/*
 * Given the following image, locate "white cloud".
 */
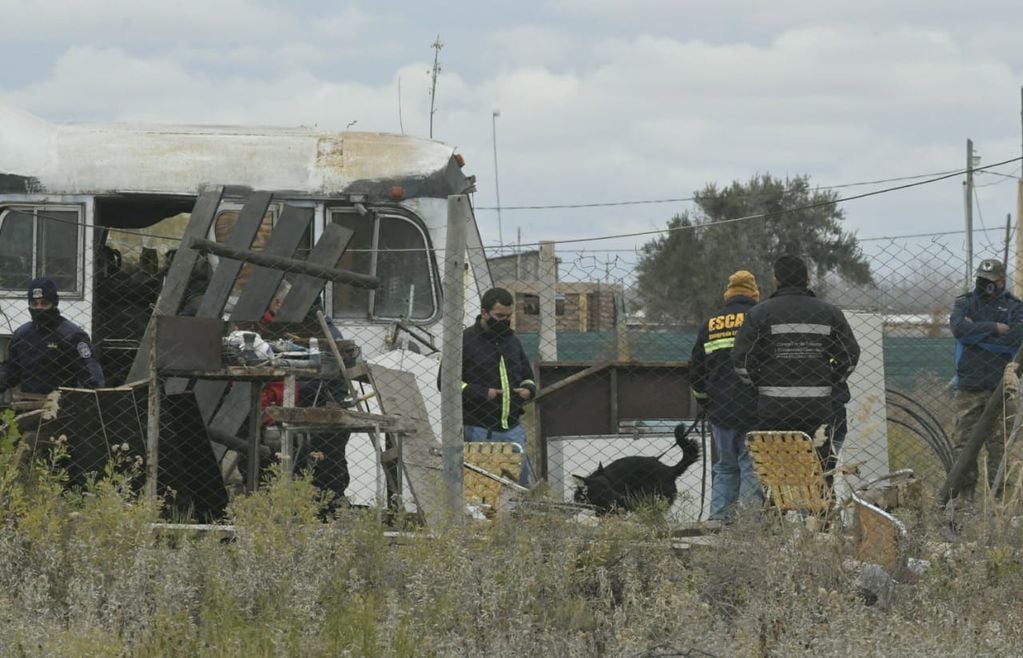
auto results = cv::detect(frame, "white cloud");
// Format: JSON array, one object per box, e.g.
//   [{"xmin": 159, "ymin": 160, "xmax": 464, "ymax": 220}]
[{"xmin": 2, "ymin": 3, "xmax": 1022, "ymax": 252}]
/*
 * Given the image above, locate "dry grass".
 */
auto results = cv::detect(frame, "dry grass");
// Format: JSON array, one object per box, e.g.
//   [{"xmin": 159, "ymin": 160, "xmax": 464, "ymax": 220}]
[{"xmin": 2, "ymin": 413, "xmax": 1023, "ymax": 657}]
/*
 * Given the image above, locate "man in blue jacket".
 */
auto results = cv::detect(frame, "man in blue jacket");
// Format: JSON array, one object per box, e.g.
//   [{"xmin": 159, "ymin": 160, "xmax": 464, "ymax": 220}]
[
  {"xmin": 460, "ymin": 287, "xmax": 537, "ymax": 486},
  {"xmin": 691, "ymin": 270, "xmax": 763, "ymax": 520},
  {"xmin": 949, "ymin": 258, "xmax": 1023, "ymax": 498},
  {"xmin": 0, "ymin": 278, "xmax": 105, "ymax": 396}
]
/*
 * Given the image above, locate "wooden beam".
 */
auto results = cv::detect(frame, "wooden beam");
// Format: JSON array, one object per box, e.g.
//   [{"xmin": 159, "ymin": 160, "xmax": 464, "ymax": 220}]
[
  {"xmin": 188, "ymin": 234, "xmax": 377, "ymax": 289},
  {"xmin": 533, "ymin": 361, "xmax": 614, "ymax": 402}
]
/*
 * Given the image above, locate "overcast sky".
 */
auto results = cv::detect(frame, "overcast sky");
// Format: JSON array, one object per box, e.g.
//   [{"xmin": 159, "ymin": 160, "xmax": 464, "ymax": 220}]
[{"xmin": 2, "ymin": 0, "xmax": 1022, "ymax": 268}]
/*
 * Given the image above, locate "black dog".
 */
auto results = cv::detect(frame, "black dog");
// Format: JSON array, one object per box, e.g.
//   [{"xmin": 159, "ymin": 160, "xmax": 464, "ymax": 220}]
[{"xmin": 572, "ymin": 423, "xmax": 701, "ymax": 515}]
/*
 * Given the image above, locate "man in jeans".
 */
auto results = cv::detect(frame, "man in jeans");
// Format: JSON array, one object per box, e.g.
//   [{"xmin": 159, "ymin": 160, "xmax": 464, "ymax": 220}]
[
  {"xmin": 691, "ymin": 270, "xmax": 763, "ymax": 520},
  {"xmin": 460, "ymin": 287, "xmax": 537, "ymax": 486}
]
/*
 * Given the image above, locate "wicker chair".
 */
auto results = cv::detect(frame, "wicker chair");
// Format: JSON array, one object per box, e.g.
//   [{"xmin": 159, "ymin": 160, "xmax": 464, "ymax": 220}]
[
  {"xmin": 463, "ymin": 442, "xmax": 525, "ymax": 516},
  {"xmin": 746, "ymin": 430, "xmax": 833, "ymax": 516}
]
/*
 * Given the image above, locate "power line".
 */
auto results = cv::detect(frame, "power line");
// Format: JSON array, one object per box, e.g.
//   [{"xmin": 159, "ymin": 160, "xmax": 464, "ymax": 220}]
[
  {"xmin": 486, "ymin": 155, "xmax": 1023, "ymax": 249},
  {"xmin": 474, "ymin": 164, "xmax": 1008, "ymax": 211},
  {"xmin": 16, "ymin": 156, "xmax": 1023, "ymax": 254}
]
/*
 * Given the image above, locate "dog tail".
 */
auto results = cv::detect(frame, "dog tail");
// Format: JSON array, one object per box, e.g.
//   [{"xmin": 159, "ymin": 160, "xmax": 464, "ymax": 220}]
[{"xmin": 672, "ymin": 425, "xmax": 701, "ymax": 476}]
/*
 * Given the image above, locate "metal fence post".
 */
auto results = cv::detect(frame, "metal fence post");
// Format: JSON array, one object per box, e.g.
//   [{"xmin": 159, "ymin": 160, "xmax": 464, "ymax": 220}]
[{"xmin": 441, "ymin": 195, "xmax": 468, "ymax": 516}]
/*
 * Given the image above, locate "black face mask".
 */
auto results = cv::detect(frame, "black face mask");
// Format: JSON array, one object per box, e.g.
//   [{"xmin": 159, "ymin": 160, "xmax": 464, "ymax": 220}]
[
  {"xmin": 487, "ymin": 318, "xmax": 512, "ymax": 335},
  {"xmin": 29, "ymin": 307, "xmax": 61, "ymax": 328},
  {"xmin": 976, "ymin": 277, "xmax": 1002, "ymax": 297}
]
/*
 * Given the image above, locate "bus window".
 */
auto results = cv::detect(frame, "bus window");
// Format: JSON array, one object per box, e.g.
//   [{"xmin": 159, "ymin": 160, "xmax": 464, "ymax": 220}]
[
  {"xmin": 329, "ymin": 209, "xmax": 437, "ymax": 321},
  {"xmin": 0, "ymin": 206, "xmax": 80, "ymax": 292}
]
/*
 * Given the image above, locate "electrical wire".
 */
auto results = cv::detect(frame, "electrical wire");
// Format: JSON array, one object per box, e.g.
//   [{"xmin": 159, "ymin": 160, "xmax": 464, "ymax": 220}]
[
  {"xmin": 8, "ymin": 155, "xmax": 1022, "ymax": 253},
  {"xmin": 475, "ymin": 165, "xmax": 1013, "ymax": 211},
  {"xmin": 885, "ymin": 388, "xmax": 954, "ymax": 473},
  {"xmin": 489, "ymin": 155, "xmax": 1023, "ymax": 250}
]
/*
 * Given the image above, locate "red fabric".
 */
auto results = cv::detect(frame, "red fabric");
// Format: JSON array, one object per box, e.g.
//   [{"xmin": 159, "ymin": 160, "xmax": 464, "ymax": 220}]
[{"xmin": 260, "ymin": 380, "xmax": 297, "ymax": 427}]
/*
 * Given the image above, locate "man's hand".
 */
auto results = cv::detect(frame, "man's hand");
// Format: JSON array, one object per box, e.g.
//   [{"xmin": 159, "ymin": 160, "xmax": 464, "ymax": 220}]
[
  {"xmin": 512, "ymin": 387, "xmax": 532, "ymax": 400},
  {"xmin": 997, "ymin": 322, "xmax": 1010, "ymax": 335},
  {"xmin": 487, "ymin": 388, "xmax": 501, "ymax": 400}
]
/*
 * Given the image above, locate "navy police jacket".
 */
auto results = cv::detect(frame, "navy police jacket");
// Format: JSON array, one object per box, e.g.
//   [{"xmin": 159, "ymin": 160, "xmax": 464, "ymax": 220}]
[
  {"xmin": 690, "ymin": 295, "xmax": 758, "ymax": 429},
  {"xmin": 0, "ymin": 316, "xmax": 106, "ymax": 394},
  {"xmin": 732, "ymin": 287, "xmax": 859, "ymax": 429},
  {"xmin": 950, "ymin": 289, "xmax": 1023, "ymax": 391},
  {"xmin": 460, "ymin": 317, "xmax": 537, "ymax": 431}
]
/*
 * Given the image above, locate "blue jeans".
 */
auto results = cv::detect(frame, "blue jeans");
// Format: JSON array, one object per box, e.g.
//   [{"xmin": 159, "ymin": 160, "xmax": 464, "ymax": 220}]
[
  {"xmin": 709, "ymin": 423, "xmax": 763, "ymax": 520},
  {"xmin": 464, "ymin": 424, "xmax": 530, "ymax": 486}
]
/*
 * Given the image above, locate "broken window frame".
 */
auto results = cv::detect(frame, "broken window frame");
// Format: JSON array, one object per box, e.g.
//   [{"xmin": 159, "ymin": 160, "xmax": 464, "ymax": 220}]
[
  {"xmin": 0, "ymin": 204, "xmax": 84, "ymax": 297},
  {"xmin": 327, "ymin": 206, "xmax": 439, "ymax": 323}
]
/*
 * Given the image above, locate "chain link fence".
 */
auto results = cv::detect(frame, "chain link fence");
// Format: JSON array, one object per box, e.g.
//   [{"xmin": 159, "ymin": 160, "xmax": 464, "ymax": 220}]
[{"xmin": 0, "ymin": 190, "xmax": 1015, "ymax": 524}]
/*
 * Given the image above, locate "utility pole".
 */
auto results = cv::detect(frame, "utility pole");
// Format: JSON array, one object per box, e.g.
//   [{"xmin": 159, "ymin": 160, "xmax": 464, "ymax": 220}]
[
  {"xmin": 964, "ymin": 138, "xmax": 975, "ymax": 290},
  {"xmin": 1016, "ymin": 87, "xmax": 1023, "ymax": 297},
  {"xmin": 491, "ymin": 109, "xmax": 503, "ymax": 252},
  {"xmin": 428, "ymin": 35, "xmax": 443, "ymax": 138}
]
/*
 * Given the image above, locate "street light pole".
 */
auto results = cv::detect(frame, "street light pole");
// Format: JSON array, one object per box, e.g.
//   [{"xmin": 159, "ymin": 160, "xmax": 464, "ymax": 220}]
[{"xmin": 492, "ymin": 109, "xmax": 504, "ymax": 252}]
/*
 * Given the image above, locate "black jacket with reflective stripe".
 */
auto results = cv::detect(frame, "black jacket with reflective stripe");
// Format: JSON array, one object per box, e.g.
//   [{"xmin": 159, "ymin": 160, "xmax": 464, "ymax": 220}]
[
  {"xmin": 460, "ymin": 318, "xmax": 536, "ymax": 430},
  {"xmin": 731, "ymin": 287, "xmax": 859, "ymax": 428},
  {"xmin": 690, "ymin": 295, "xmax": 758, "ymax": 428}
]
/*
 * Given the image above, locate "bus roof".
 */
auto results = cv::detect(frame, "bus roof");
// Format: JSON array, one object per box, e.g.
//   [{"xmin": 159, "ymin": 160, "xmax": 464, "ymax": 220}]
[{"xmin": 0, "ymin": 104, "xmax": 471, "ymax": 198}]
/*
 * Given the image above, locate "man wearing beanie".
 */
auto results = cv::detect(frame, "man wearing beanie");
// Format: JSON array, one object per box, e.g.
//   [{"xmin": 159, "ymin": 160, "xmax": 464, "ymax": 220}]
[
  {"xmin": 691, "ymin": 270, "xmax": 764, "ymax": 520},
  {"xmin": 732, "ymin": 256, "xmax": 859, "ymax": 477},
  {"xmin": 0, "ymin": 277, "xmax": 105, "ymax": 395}
]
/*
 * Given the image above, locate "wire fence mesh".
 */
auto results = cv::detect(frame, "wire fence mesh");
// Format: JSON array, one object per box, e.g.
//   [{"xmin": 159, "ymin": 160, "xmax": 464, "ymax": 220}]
[{"xmin": 0, "ymin": 192, "xmax": 1018, "ymax": 524}]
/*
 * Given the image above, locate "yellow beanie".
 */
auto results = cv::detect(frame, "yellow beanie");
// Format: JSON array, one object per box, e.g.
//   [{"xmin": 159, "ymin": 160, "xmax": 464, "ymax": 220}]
[{"xmin": 724, "ymin": 270, "xmax": 759, "ymax": 301}]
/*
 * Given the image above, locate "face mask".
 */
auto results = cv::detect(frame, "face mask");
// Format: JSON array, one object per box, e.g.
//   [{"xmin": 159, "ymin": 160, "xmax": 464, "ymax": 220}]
[
  {"xmin": 975, "ymin": 278, "xmax": 1001, "ymax": 297},
  {"xmin": 487, "ymin": 318, "xmax": 512, "ymax": 335},
  {"xmin": 29, "ymin": 307, "xmax": 60, "ymax": 327}
]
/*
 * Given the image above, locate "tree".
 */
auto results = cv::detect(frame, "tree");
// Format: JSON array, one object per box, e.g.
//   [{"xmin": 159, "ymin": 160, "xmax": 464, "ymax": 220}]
[{"xmin": 635, "ymin": 174, "xmax": 873, "ymax": 325}]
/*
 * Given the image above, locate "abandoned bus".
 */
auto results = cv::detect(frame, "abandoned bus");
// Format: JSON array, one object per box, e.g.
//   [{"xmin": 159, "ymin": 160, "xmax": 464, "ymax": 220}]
[{"xmin": 0, "ymin": 103, "xmax": 491, "ymax": 379}]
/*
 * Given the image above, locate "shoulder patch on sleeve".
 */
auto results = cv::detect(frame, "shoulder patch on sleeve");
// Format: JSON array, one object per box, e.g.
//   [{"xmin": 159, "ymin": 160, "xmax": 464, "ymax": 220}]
[{"xmin": 77, "ymin": 342, "xmax": 93, "ymax": 359}]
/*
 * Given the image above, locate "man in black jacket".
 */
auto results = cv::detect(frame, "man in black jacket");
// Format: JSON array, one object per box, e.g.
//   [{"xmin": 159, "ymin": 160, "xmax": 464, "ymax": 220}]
[
  {"xmin": 461, "ymin": 287, "xmax": 537, "ymax": 486},
  {"xmin": 691, "ymin": 270, "xmax": 763, "ymax": 520},
  {"xmin": 0, "ymin": 278, "xmax": 105, "ymax": 395},
  {"xmin": 732, "ymin": 256, "xmax": 860, "ymax": 472}
]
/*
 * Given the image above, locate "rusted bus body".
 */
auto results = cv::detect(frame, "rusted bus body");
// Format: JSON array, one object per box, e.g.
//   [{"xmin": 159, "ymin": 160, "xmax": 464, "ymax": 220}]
[{"xmin": 0, "ymin": 104, "xmax": 491, "ymax": 377}]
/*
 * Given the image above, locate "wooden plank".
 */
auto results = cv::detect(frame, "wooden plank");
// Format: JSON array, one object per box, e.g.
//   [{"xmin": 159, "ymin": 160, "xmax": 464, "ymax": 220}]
[
  {"xmin": 264, "ymin": 405, "xmax": 413, "ymax": 431},
  {"xmin": 276, "ymin": 223, "xmax": 356, "ymax": 319},
  {"xmin": 192, "ymin": 204, "xmax": 313, "ymax": 423},
  {"xmin": 207, "ymin": 223, "xmax": 354, "ymax": 440},
  {"xmin": 195, "ymin": 190, "xmax": 273, "ymax": 318},
  {"xmin": 533, "ymin": 361, "xmax": 612, "ymax": 401},
  {"xmin": 164, "ymin": 190, "xmax": 268, "ymax": 395},
  {"xmin": 127, "ymin": 187, "xmax": 224, "ymax": 383},
  {"xmin": 230, "ymin": 204, "xmax": 313, "ymax": 321},
  {"xmin": 368, "ymin": 364, "xmax": 444, "ymax": 527}
]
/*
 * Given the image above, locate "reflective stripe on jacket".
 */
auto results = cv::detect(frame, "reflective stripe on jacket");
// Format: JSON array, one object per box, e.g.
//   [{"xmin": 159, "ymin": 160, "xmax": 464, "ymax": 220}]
[
  {"xmin": 731, "ymin": 287, "xmax": 859, "ymax": 428},
  {"xmin": 460, "ymin": 318, "xmax": 536, "ymax": 430},
  {"xmin": 690, "ymin": 295, "xmax": 758, "ymax": 428}
]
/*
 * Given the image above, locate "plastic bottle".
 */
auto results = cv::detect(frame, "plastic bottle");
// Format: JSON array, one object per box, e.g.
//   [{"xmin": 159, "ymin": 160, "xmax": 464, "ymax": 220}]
[{"xmin": 308, "ymin": 337, "xmax": 320, "ymax": 366}]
